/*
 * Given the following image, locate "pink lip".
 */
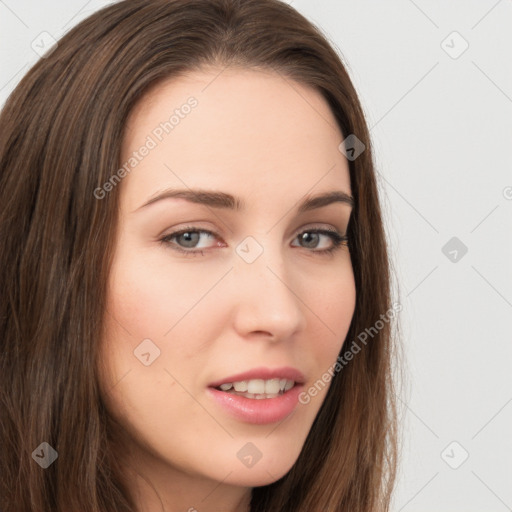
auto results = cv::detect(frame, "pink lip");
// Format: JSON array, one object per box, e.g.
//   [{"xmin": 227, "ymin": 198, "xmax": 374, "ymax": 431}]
[
  {"xmin": 207, "ymin": 366, "xmax": 305, "ymax": 425},
  {"xmin": 208, "ymin": 366, "xmax": 305, "ymax": 388},
  {"xmin": 207, "ymin": 384, "xmax": 304, "ymax": 425}
]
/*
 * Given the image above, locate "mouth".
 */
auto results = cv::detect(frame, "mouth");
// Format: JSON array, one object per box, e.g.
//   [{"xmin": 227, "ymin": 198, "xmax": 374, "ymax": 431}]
[
  {"xmin": 206, "ymin": 366, "xmax": 305, "ymax": 423},
  {"xmin": 213, "ymin": 378, "xmax": 297, "ymax": 399}
]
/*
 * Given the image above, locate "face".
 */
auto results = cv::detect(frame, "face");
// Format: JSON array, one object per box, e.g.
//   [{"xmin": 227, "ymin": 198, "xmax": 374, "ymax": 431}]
[{"xmin": 98, "ymin": 67, "xmax": 356, "ymax": 499}]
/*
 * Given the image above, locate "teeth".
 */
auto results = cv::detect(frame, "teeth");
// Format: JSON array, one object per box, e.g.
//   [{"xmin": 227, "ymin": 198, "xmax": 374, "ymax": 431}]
[
  {"xmin": 217, "ymin": 378, "xmax": 295, "ymax": 396},
  {"xmin": 247, "ymin": 379, "xmax": 264, "ymax": 394},
  {"xmin": 233, "ymin": 380, "xmax": 248, "ymax": 392},
  {"xmin": 265, "ymin": 378, "xmax": 281, "ymax": 394}
]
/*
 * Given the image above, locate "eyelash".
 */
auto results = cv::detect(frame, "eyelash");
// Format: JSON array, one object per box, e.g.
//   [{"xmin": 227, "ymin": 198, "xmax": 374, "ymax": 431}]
[{"xmin": 159, "ymin": 226, "xmax": 348, "ymax": 257}]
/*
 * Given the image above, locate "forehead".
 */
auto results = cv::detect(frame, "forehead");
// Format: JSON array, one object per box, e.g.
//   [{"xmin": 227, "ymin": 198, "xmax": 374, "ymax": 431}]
[{"xmin": 120, "ymin": 67, "xmax": 351, "ymax": 210}]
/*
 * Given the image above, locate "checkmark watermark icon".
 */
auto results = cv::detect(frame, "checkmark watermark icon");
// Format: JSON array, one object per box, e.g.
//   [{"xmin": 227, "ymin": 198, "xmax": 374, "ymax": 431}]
[
  {"xmin": 338, "ymin": 134, "xmax": 366, "ymax": 161},
  {"xmin": 31, "ymin": 32, "xmax": 58, "ymax": 58},
  {"xmin": 32, "ymin": 442, "xmax": 59, "ymax": 469},
  {"xmin": 440, "ymin": 441, "xmax": 469, "ymax": 469},
  {"xmin": 236, "ymin": 236, "xmax": 264, "ymax": 264},
  {"xmin": 441, "ymin": 31, "xmax": 469, "ymax": 59}
]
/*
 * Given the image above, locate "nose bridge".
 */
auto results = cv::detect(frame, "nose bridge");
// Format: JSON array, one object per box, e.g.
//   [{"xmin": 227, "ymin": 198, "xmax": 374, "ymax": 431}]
[{"xmin": 231, "ymin": 234, "xmax": 306, "ymax": 338}]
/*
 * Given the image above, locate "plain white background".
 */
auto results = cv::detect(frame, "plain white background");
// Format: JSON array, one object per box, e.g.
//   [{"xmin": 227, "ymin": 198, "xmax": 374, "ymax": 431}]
[{"xmin": 1, "ymin": 1, "xmax": 511, "ymax": 510}]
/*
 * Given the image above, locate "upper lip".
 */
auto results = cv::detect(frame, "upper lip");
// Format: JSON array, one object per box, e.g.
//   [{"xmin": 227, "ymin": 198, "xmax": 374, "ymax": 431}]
[{"xmin": 208, "ymin": 366, "xmax": 306, "ymax": 388}]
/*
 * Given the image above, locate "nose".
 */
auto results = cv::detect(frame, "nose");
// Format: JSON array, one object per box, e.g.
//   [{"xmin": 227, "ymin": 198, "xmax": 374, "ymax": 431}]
[{"xmin": 230, "ymin": 242, "xmax": 307, "ymax": 342}]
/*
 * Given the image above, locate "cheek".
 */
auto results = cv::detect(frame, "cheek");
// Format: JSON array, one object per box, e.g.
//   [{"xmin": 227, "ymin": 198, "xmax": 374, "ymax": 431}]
[
  {"xmin": 98, "ymin": 252, "xmax": 215, "ymax": 450},
  {"xmin": 309, "ymin": 263, "xmax": 356, "ymax": 343},
  {"xmin": 299, "ymin": 267, "xmax": 356, "ymax": 403},
  {"xmin": 99, "ymin": 248, "xmax": 229, "ymax": 400},
  {"xmin": 106, "ymin": 247, "xmax": 223, "ymax": 341},
  {"xmin": 322, "ymin": 279, "xmax": 356, "ymax": 328},
  {"xmin": 108, "ymin": 258, "xmax": 172, "ymax": 335}
]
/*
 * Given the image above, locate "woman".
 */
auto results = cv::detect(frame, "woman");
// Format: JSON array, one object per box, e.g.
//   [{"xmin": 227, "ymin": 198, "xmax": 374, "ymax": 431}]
[{"xmin": 0, "ymin": 1, "xmax": 399, "ymax": 510}]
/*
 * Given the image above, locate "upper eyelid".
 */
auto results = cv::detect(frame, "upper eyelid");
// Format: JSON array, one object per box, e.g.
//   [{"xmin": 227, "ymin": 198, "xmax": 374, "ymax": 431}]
[{"xmin": 165, "ymin": 224, "xmax": 344, "ymax": 239}]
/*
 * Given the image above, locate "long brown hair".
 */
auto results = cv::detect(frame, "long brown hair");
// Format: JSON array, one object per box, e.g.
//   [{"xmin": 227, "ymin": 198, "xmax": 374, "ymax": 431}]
[{"xmin": 0, "ymin": 1, "xmax": 399, "ymax": 510}]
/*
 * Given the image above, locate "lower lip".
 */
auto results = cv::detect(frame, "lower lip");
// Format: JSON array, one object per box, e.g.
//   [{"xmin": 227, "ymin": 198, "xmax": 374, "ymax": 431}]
[{"xmin": 207, "ymin": 385, "xmax": 303, "ymax": 425}]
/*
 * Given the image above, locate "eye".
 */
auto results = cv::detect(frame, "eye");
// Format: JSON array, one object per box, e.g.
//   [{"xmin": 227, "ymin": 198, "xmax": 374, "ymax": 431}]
[
  {"xmin": 292, "ymin": 229, "xmax": 348, "ymax": 254},
  {"xmin": 160, "ymin": 227, "xmax": 222, "ymax": 256}
]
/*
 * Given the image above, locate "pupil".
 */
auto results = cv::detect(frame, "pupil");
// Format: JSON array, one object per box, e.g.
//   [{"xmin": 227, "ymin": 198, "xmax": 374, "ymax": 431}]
[
  {"xmin": 301, "ymin": 232, "xmax": 319, "ymax": 248},
  {"xmin": 179, "ymin": 232, "xmax": 199, "ymax": 248}
]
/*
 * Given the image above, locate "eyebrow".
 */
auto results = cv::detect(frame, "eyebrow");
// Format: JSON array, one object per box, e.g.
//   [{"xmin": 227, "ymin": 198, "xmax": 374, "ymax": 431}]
[{"xmin": 136, "ymin": 188, "xmax": 354, "ymax": 213}]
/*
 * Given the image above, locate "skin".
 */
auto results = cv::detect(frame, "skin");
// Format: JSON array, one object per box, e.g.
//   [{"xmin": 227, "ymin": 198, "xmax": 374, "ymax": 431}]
[{"xmin": 98, "ymin": 66, "xmax": 356, "ymax": 512}]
